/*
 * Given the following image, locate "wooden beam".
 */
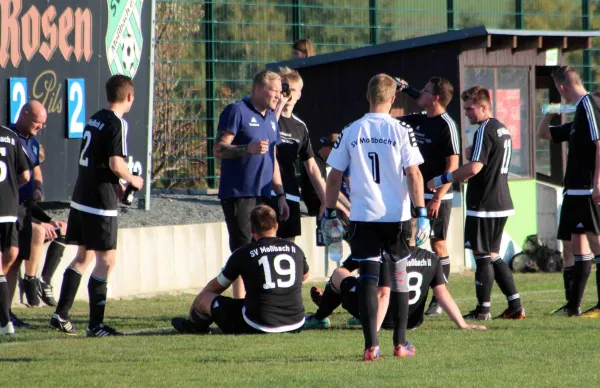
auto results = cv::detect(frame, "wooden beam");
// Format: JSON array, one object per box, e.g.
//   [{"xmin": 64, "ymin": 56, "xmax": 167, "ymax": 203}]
[
  {"xmin": 513, "ymin": 36, "xmax": 542, "ymax": 52},
  {"xmin": 486, "ymin": 34, "xmax": 517, "ymax": 52},
  {"xmin": 563, "ymin": 37, "xmax": 592, "ymax": 52}
]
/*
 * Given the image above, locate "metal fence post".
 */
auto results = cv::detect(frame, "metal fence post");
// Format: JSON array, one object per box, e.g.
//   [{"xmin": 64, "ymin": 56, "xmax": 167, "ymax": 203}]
[
  {"xmin": 205, "ymin": 0, "xmax": 217, "ymax": 188},
  {"xmin": 447, "ymin": 0, "xmax": 454, "ymax": 31},
  {"xmin": 293, "ymin": 0, "xmax": 301, "ymax": 42},
  {"xmin": 582, "ymin": 0, "xmax": 592, "ymax": 89},
  {"xmin": 515, "ymin": 0, "xmax": 524, "ymax": 29},
  {"xmin": 369, "ymin": 0, "xmax": 378, "ymax": 45}
]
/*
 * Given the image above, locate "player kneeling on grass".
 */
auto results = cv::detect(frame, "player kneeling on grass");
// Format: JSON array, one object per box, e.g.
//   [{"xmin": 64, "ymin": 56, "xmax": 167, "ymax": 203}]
[
  {"xmin": 305, "ymin": 224, "xmax": 486, "ymax": 332},
  {"xmin": 172, "ymin": 204, "xmax": 309, "ymax": 334}
]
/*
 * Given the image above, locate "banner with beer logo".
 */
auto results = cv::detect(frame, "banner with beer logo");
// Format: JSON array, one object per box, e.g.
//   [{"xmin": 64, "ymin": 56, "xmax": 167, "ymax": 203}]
[{"xmin": 0, "ymin": 0, "xmax": 153, "ymax": 204}]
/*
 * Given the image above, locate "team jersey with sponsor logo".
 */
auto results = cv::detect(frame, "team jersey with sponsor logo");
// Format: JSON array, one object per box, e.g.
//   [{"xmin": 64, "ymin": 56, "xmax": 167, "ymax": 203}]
[
  {"xmin": 0, "ymin": 126, "xmax": 31, "ymax": 221},
  {"xmin": 218, "ymin": 237, "xmax": 309, "ymax": 332},
  {"xmin": 466, "ymin": 117, "xmax": 514, "ymax": 217},
  {"xmin": 399, "ymin": 113, "xmax": 460, "ymax": 200},
  {"xmin": 70, "ymin": 109, "xmax": 128, "ymax": 216},
  {"xmin": 561, "ymin": 94, "xmax": 600, "ymax": 195},
  {"xmin": 276, "ymin": 114, "xmax": 315, "ymax": 200},
  {"xmin": 327, "ymin": 113, "xmax": 424, "ymax": 222}
]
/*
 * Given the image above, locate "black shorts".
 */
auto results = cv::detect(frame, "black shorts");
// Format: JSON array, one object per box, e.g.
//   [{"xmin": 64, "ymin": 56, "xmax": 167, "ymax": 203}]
[
  {"xmin": 426, "ymin": 199, "xmax": 452, "ymax": 241},
  {"xmin": 210, "ymin": 296, "xmax": 262, "ymax": 334},
  {"xmin": 65, "ymin": 208, "xmax": 117, "ymax": 251},
  {"xmin": 269, "ymin": 198, "xmax": 301, "ymax": 239},
  {"xmin": 464, "ymin": 216, "xmax": 508, "ymax": 254},
  {"xmin": 221, "ymin": 197, "xmax": 267, "ymax": 252},
  {"xmin": 340, "ymin": 276, "xmax": 360, "ymax": 319},
  {"xmin": 0, "ymin": 222, "xmax": 18, "ymax": 252},
  {"xmin": 16, "ymin": 202, "xmax": 32, "ymax": 259},
  {"xmin": 559, "ymin": 195, "xmax": 600, "ymax": 237},
  {"xmin": 350, "ymin": 221, "xmax": 410, "ymax": 263},
  {"xmin": 557, "ymin": 196, "xmax": 584, "ymax": 240}
]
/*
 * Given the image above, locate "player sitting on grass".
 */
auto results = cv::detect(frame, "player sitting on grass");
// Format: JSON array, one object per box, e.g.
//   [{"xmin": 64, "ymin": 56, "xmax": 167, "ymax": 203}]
[
  {"xmin": 172, "ymin": 204, "xmax": 309, "ymax": 334},
  {"xmin": 305, "ymin": 223, "xmax": 486, "ymax": 332}
]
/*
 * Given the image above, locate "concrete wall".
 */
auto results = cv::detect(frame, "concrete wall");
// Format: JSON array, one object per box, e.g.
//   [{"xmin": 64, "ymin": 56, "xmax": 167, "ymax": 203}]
[
  {"xmin": 536, "ymin": 181, "xmax": 563, "ymax": 251},
  {"xmin": 12, "ymin": 211, "xmax": 467, "ymax": 305}
]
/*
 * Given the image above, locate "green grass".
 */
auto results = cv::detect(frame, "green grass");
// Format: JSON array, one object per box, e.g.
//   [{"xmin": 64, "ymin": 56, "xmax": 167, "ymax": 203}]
[{"xmin": 2, "ymin": 273, "xmax": 600, "ymax": 387}]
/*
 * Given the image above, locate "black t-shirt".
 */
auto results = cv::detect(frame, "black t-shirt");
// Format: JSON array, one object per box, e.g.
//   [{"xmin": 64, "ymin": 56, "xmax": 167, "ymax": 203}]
[
  {"xmin": 220, "ymin": 237, "xmax": 309, "ymax": 332},
  {"xmin": 0, "ymin": 126, "xmax": 30, "ymax": 220},
  {"xmin": 561, "ymin": 94, "xmax": 600, "ymax": 194},
  {"xmin": 300, "ymin": 153, "xmax": 326, "ymax": 216},
  {"xmin": 71, "ymin": 109, "xmax": 127, "ymax": 215},
  {"xmin": 466, "ymin": 117, "xmax": 514, "ymax": 216},
  {"xmin": 276, "ymin": 114, "xmax": 315, "ymax": 198},
  {"xmin": 381, "ymin": 247, "xmax": 446, "ymax": 330},
  {"xmin": 399, "ymin": 113, "xmax": 460, "ymax": 198}
]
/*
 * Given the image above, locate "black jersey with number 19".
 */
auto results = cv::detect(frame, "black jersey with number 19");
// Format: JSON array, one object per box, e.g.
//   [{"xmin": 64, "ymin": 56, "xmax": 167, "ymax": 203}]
[
  {"xmin": 467, "ymin": 118, "xmax": 514, "ymax": 217},
  {"xmin": 0, "ymin": 126, "xmax": 31, "ymax": 221},
  {"xmin": 70, "ymin": 109, "xmax": 128, "ymax": 216},
  {"xmin": 219, "ymin": 237, "xmax": 309, "ymax": 332}
]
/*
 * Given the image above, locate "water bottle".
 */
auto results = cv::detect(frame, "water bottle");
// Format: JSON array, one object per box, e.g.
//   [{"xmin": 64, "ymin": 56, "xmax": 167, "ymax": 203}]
[
  {"xmin": 394, "ymin": 78, "xmax": 421, "ymax": 99},
  {"xmin": 328, "ymin": 220, "xmax": 343, "ymax": 262},
  {"xmin": 541, "ymin": 104, "xmax": 577, "ymax": 115},
  {"xmin": 122, "ymin": 171, "xmax": 140, "ymax": 206},
  {"xmin": 316, "ymin": 216, "xmax": 325, "ymax": 247}
]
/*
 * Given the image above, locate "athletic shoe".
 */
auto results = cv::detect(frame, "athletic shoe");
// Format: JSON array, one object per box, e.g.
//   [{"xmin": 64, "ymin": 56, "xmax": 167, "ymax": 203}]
[
  {"xmin": 49, "ymin": 313, "xmax": 76, "ymax": 335},
  {"xmin": 495, "ymin": 307, "xmax": 526, "ymax": 320},
  {"xmin": 10, "ymin": 311, "xmax": 32, "ymax": 329},
  {"xmin": 549, "ymin": 303, "xmax": 568, "ymax": 315},
  {"xmin": 0, "ymin": 322, "xmax": 15, "ymax": 335},
  {"xmin": 310, "ymin": 286, "xmax": 323, "ymax": 306},
  {"xmin": 37, "ymin": 280, "xmax": 57, "ymax": 307},
  {"xmin": 424, "ymin": 302, "xmax": 442, "ymax": 316},
  {"xmin": 171, "ymin": 317, "xmax": 211, "ymax": 334},
  {"xmin": 463, "ymin": 309, "xmax": 491, "ymax": 321},
  {"xmin": 23, "ymin": 277, "xmax": 41, "ymax": 307},
  {"xmin": 393, "ymin": 341, "xmax": 416, "ymax": 358},
  {"xmin": 581, "ymin": 305, "xmax": 600, "ymax": 318},
  {"xmin": 86, "ymin": 324, "xmax": 123, "ymax": 337},
  {"xmin": 553, "ymin": 306, "xmax": 581, "ymax": 317},
  {"xmin": 303, "ymin": 315, "xmax": 330, "ymax": 330},
  {"xmin": 347, "ymin": 316, "xmax": 361, "ymax": 326},
  {"xmin": 363, "ymin": 346, "xmax": 381, "ymax": 361}
]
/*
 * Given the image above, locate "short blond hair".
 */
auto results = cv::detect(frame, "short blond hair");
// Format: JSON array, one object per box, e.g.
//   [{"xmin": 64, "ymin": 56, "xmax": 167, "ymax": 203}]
[
  {"xmin": 551, "ymin": 66, "xmax": 582, "ymax": 86},
  {"xmin": 279, "ymin": 66, "xmax": 303, "ymax": 85},
  {"xmin": 252, "ymin": 70, "xmax": 281, "ymax": 89},
  {"xmin": 367, "ymin": 74, "xmax": 396, "ymax": 105}
]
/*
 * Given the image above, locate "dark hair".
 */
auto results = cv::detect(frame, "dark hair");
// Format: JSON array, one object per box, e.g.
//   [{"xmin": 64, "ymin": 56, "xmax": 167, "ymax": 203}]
[
  {"xmin": 551, "ymin": 66, "xmax": 582, "ymax": 86},
  {"xmin": 293, "ymin": 39, "xmax": 315, "ymax": 57},
  {"xmin": 428, "ymin": 77, "xmax": 454, "ymax": 108},
  {"xmin": 461, "ymin": 85, "xmax": 491, "ymax": 108},
  {"xmin": 250, "ymin": 204, "xmax": 278, "ymax": 235},
  {"xmin": 106, "ymin": 75, "xmax": 134, "ymax": 103}
]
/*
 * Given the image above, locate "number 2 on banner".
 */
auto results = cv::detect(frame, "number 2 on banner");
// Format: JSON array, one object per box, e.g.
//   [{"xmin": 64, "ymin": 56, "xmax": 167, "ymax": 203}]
[
  {"xmin": 67, "ymin": 79, "xmax": 86, "ymax": 139},
  {"xmin": 9, "ymin": 78, "xmax": 27, "ymax": 124}
]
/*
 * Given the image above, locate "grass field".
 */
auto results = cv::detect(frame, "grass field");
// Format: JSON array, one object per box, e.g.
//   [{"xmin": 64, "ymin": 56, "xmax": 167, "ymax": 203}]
[{"xmin": 2, "ymin": 272, "xmax": 600, "ymax": 387}]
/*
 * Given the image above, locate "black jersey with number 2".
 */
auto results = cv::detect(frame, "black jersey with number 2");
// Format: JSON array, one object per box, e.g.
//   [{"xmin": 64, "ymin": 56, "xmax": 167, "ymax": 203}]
[
  {"xmin": 466, "ymin": 117, "xmax": 514, "ymax": 217},
  {"xmin": 0, "ymin": 126, "xmax": 31, "ymax": 220},
  {"xmin": 220, "ymin": 237, "xmax": 309, "ymax": 331},
  {"xmin": 71, "ymin": 109, "xmax": 128, "ymax": 215}
]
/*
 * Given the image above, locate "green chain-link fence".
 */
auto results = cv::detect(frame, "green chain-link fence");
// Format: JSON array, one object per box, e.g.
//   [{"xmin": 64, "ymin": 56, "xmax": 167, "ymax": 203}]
[{"xmin": 152, "ymin": 0, "xmax": 600, "ymax": 190}]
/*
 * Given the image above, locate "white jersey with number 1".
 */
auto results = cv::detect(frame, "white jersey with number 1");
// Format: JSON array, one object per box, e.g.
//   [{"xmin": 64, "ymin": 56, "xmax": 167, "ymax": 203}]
[{"xmin": 327, "ymin": 113, "xmax": 423, "ymax": 222}]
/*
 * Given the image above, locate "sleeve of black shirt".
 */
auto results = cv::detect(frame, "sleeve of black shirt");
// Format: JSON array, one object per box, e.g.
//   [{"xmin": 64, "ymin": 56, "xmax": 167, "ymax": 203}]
[
  {"xmin": 109, "ymin": 121, "xmax": 127, "ymax": 158},
  {"xmin": 549, "ymin": 122, "xmax": 572, "ymax": 143},
  {"xmin": 16, "ymin": 144, "xmax": 30, "ymax": 174},
  {"xmin": 470, "ymin": 127, "xmax": 493, "ymax": 165},
  {"xmin": 431, "ymin": 259, "xmax": 447, "ymax": 287},
  {"xmin": 297, "ymin": 246, "xmax": 309, "ymax": 275},
  {"xmin": 220, "ymin": 249, "xmax": 244, "ymax": 282},
  {"xmin": 441, "ymin": 120, "xmax": 461, "ymax": 157},
  {"xmin": 583, "ymin": 95, "xmax": 600, "ymax": 141},
  {"xmin": 299, "ymin": 130, "xmax": 315, "ymax": 162}
]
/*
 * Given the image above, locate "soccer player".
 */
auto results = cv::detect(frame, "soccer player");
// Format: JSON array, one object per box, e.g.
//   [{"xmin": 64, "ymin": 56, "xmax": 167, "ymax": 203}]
[
  {"xmin": 397, "ymin": 77, "xmax": 460, "ymax": 315},
  {"xmin": 5, "ymin": 101, "xmax": 66, "ymax": 309},
  {"xmin": 536, "ymin": 101, "xmax": 589, "ymax": 314},
  {"xmin": 171, "ymin": 204, "xmax": 309, "ymax": 334},
  {"xmin": 49, "ymin": 75, "xmax": 144, "ymax": 337},
  {"xmin": 270, "ymin": 67, "xmax": 326, "ymax": 241},
  {"xmin": 215, "ymin": 70, "xmax": 289, "ymax": 299},
  {"xmin": 306, "ymin": 227, "xmax": 486, "ymax": 332},
  {"xmin": 0, "ymin": 124, "xmax": 31, "ymax": 334},
  {"xmin": 545, "ymin": 67, "xmax": 600, "ymax": 317},
  {"xmin": 428, "ymin": 85, "xmax": 525, "ymax": 321},
  {"xmin": 323, "ymin": 74, "xmax": 429, "ymax": 361}
]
